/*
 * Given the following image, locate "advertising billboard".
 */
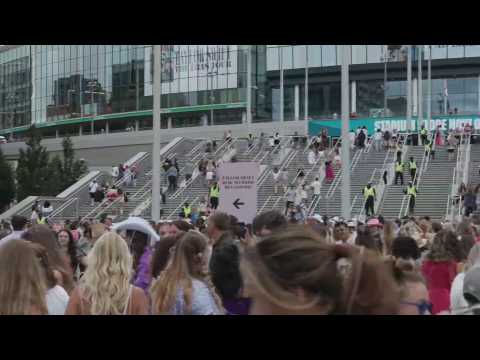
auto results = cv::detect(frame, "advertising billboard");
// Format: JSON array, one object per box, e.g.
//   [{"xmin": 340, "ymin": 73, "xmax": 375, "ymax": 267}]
[{"xmin": 144, "ymin": 45, "xmax": 238, "ymax": 96}]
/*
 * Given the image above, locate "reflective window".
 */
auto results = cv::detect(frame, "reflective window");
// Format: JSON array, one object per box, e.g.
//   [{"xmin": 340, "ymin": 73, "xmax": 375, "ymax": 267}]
[
  {"xmin": 352, "ymin": 45, "xmax": 367, "ymax": 64},
  {"xmin": 321, "ymin": 45, "xmax": 336, "ymax": 67}
]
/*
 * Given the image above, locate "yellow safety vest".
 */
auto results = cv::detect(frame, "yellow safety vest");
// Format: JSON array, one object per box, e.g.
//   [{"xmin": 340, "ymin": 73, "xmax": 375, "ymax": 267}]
[
  {"xmin": 183, "ymin": 206, "xmax": 192, "ymax": 217},
  {"xmin": 36, "ymin": 218, "xmax": 46, "ymax": 225},
  {"xmin": 425, "ymin": 143, "xmax": 432, "ymax": 152},
  {"xmin": 409, "ymin": 161, "xmax": 417, "ymax": 170},
  {"xmin": 210, "ymin": 185, "xmax": 220, "ymax": 198},
  {"xmin": 364, "ymin": 187, "xmax": 375, "ymax": 199},
  {"xmin": 395, "ymin": 162, "xmax": 403, "ymax": 172},
  {"xmin": 407, "ymin": 186, "xmax": 417, "ymax": 197},
  {"xmin": 420, "ymin": 128, "xmax": 427, "ymax": 136}
]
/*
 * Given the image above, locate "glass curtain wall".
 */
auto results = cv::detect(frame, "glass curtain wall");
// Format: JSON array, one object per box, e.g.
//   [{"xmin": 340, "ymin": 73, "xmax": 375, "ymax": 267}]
[{"xmin": 0, "ymin": 46, "xmax": 31, "ymax": 132}]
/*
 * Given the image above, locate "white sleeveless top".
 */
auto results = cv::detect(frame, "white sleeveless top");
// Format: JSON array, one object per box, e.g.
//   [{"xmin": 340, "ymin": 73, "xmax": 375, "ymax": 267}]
[{"xmin": 46, "ymin": 285, "xmax": 69, "ymax": 315}]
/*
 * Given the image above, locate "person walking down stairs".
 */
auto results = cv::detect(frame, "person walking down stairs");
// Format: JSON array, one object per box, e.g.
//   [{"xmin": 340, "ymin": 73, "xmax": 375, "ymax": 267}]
[
  {"xmin": 209, "ymin": 182, "xmax": 220, "ymax": 210},
  {"xmin": 362, "ymin": 182, "xmax": 376, "ymax": 217},
  {"xmin": 425, "ymin": 140, "xmax": 435, "ymax": 160},
  {"xmin": 394, "ymin": 160, "xmax": 404, "ymax": 186},
  {"xmin": 408, "ymin": 156, "xmax": 417, "ymax": 183},
  {"xmin": 404, "ymin": 181, "xmax": 418, "ymax": 216}
]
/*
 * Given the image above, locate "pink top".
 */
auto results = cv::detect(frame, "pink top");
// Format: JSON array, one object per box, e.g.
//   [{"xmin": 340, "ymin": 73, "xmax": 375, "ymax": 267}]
[{"xmin": 421, "ymin": 260, "xmax": 457, "ymax": 314}]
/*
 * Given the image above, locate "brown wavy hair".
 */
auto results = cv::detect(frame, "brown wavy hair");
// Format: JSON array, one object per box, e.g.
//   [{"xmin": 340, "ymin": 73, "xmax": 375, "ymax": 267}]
[
  {"xmin": 0, "ymin": 240, "xmax": 48, "ymax": 315},
  {"xmin": 22, "ymin": 225, "xmax": 75, "ymax": 293},
  {"xmin": 241, "ymin": 226, "xmax": 400, "ymax": 315},
  {"xmin": 150, "ymin": 231, "xmax": 223, "ymax": 314},
  {"xmin": 150, "ymin": 232, "xmax": 185, "ymax": 279}
]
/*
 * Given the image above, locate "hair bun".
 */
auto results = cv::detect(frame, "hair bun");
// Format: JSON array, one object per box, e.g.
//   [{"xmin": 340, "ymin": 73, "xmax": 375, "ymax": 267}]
[{"xmin": 394, "ymin": 258, "xmax": 415, "ymax": 273}]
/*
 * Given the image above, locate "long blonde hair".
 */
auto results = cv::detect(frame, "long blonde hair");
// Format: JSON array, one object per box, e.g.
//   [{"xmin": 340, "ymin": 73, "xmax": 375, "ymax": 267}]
[
  {"xmin": 0, "ymin": 240, "xmax": 48, "ymax": 315},
  {"xmin": 150, "ymin": 231, "xmax": 223, "ymax": 314},
  {"xmin": 80, "ymin": 232, "xmax": 133, "ymax": 315}
]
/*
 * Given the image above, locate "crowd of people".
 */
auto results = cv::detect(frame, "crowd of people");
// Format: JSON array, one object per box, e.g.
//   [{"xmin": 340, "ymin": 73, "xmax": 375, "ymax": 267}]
[{"xmin": 2, "ymin": 205, "xmax": 480, "ymax": 315}]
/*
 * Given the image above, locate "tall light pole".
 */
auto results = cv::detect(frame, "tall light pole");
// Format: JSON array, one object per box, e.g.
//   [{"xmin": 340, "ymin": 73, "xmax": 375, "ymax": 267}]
[
  {"xmin": 246, "ymin": 45, "xmax": 252, "ymax": 135},
  {"xmin": 407, "ymin": 45, "xmax": 412, "ymax": 131},
  {"xmin": 279, "ymin": 46, "xmax": 284, "ymax": 135},
  {"xmin": 383, "ymin": 45, "xmax": 388, "ymax": 116},
  {"xmin": 427, "ymin": 45, "xmax": 432, "ymax": 123},
  {"xmin": 151, "ymin": 45, "xmax": 162, "ymax": 222},
  {"xmin": 341, "ymin": 45, "xmax": 351, "ymax": 220},
  {"xmin": 304, "ymin": 45, "xmax": 309, "ymax": 136},
  {"xmin": 418, "ymin": 46, "xmax": 423, "ymax": 130}
]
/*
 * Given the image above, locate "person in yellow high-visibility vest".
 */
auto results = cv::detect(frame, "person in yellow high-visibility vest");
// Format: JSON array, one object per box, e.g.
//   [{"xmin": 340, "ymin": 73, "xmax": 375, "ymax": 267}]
[
  {"xmin": 425, "ymin": 140, "xmax": 435, "ymax": 160},
  {"xmin": 408, "ymin": 156, "xmax": 417, "ymax": 182},
  {"xmin": 36, "ymin": 213, "xmax": 47, "ymax": 225},
  {"xmin": 420, "ymin": 125, "xmax": 428, "ymax": 146},
  {"xmin": 362, "ymin": 182, "xmax": 376, "ymax": 217},
  {"xmin": 182, "ymin": 202, "xmax": 192, "ymax": 219},
  {"xmin": 404, "ymin": 181, "xmax": 418, "ymax": 215},
  {"xmin": 209, "ymin": 181, "xmax": 220, "ymax": 210},
  {"xmin": 394, "ymin": 160, "xmax": 404, "ymax": 186}
]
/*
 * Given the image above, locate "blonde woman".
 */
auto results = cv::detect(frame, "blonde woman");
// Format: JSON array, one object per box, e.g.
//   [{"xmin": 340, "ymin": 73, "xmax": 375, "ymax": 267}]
[
  {"xmin": 150, "ymin": 231, "xmax": 224, "ymax": 315},
  {"xmin": 65, "ymin": 232, "xmax": 149, "ymax": 315},
  {"xmin": 0, "ymin": 240, "xmax": 49, "ymax": 315}
]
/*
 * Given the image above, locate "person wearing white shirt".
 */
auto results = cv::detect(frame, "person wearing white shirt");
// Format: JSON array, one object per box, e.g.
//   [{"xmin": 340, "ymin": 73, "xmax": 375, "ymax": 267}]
[
  {"xmin": 0, "ymin": 215, "xmax": 27, "ymax": 248},
  {"xmin": 307, "ymin": 149, "xmax": 316, "ymax": 165},
  {"xmin": 294, "ymin": 185, "xmax": 303, "ymax": 207},
  {"xmin": 30, "ymin": 208, "xmax": 39, "ymax": 223},
  {"xmin": 46, "ymin": 285, "xmax": 70, "ymax": 315},
  {"xmin": 373, "ymin": 129, "xmax": 383, "ymax": 152},
  {"xmin": 310, "ymin": 177, "xmax": 322, "ymax": 205},
  {"xmin": 89, "ymin": 180, "xmax": 99, "ymax": 206},
  {"xmin": 349, "ymin": 130, "xmax": 356, "ymax": 150},
  {"xmin": 272, "ymin": 167, "xmax": 281, "ymax": 194},
  {"xmin": 41, "ymin": 200, "xmax": 54, "ymax": 218}
]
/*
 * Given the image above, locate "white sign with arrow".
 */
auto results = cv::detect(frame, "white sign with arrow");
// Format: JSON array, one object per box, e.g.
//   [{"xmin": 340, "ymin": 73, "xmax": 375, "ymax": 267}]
[{"xmin": 217, "ymin": 161, "xmax": 259, "ymax": 224}]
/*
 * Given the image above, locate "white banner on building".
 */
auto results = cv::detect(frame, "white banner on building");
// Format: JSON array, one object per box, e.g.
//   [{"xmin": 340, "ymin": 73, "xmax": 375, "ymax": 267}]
[{"xmin": 144, "ymin": 45, "xmax": 238, "ymax": 96}]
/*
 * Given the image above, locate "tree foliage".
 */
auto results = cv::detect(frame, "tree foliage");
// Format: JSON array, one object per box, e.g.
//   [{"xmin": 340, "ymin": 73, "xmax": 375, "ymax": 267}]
[
  {"xmin": 16, "ymin": 125, "xmax": 51, "ymax": 201},
  {"xmin": 46, "ymin": 155, "xmax": 64, "ymax": 196},
  {"xmin": 0, "ymin": 147, "xmax": 15, "ymax": 212},
  {"xmin": 15, "ymin": 130, "xmax": 88, "ymax": 201},
  {"xmin": 59, "ymin": 136, "xmax": 88, "ymax": 190}
]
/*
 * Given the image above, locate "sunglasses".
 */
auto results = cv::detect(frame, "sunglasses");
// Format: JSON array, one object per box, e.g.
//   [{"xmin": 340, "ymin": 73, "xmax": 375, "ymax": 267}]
[{"xmin": 401, "ymin": 300, "xmax": 433, "ymax": 315}]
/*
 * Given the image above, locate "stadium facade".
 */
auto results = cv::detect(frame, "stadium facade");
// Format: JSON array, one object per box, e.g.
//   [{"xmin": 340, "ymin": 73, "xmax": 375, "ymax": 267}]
[{"xmin": 1, "ymin": 45, "xmax": 480, "ymax": 140}]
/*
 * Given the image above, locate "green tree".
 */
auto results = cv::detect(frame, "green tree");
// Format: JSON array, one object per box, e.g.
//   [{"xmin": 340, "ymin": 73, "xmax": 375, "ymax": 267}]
[
  {"xmin": 0, "ymin": 147, "xmax": 15, "ymax": 212},
  {"xmin": 59, "ymin": 136, "xmax": 88, "ymax": 190},
  {"xmin": 46, "ymin": 155, "xmax": 64, "ymax": 196},
  {"xmin": 16, "ymin": 125, "xmax": 51, "ymax": 201}
]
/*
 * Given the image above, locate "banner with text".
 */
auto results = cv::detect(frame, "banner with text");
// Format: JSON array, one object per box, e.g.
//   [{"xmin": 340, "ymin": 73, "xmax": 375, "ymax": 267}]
[
  {"xmin": 308, "ymin": 115, "xmax": 480, "ymax": 137},
  {"xmin": 144, "ymin": 45, "xmax": 238, "ymax": 96}
]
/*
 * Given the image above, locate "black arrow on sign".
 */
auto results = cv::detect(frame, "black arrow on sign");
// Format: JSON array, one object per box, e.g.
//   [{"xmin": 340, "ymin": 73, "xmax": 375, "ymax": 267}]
[{"xmin": 233, "ymin": 198, "xmax": 245, "ymax": 209}]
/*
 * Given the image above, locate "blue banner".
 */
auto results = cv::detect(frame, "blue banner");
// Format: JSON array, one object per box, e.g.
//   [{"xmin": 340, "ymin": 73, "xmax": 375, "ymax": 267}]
[{"xmin": 308, "ymin": 114, "xmax": 480, "ymax": 137}]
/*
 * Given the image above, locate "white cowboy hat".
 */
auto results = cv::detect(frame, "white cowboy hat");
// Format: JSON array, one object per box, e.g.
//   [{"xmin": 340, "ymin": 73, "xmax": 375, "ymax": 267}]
[{"xmin": 112, "ymin": 216, "xmax": 160, "ymax": 245}]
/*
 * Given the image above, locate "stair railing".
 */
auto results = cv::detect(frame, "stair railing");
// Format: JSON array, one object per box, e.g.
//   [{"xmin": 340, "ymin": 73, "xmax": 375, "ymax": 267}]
[
  {"xmin": 399, "ymin": 130, "xmax": 436, "ymax": 219},
  {"xmin": 46, "ymin": 197, "xmax": 79, "ymax": 223}
]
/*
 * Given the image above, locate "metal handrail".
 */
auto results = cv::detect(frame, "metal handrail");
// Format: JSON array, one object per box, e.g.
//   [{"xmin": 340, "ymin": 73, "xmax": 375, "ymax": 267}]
[
  {"xmin": 375, "ymin": 133, "xmax": 405, "ymax": 213},
  {"xmin": 257, "ymin": 141, "xmax": 294, "ymax": 189},
  {"xmin": 166, "ymin": 195, "xmax": 201, "ymax": 220},
  {"xmin": 400, "ymin": 130, "xmax": 438, "ymax": 218},
  {"xmin": 326, "ymin": 145, "xmax": 360, "ymax": 199},
  {"xmin": 307, "ymin": 140, "xmax": 344, "ymax": 215},
  {"xmin": 269, "ymin": 150, "xmax": 303, "ymax": 211},
  {"xmin": 186, "ymin": 140, "xmax": 207, "ymax": 157},
  {"xmin": 169, "ymin": 139, "xmax": 236, "ymax": 200},
  {"xmin": 46, "ymin": 197, "xmax": 79, "ymax": 222}
]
